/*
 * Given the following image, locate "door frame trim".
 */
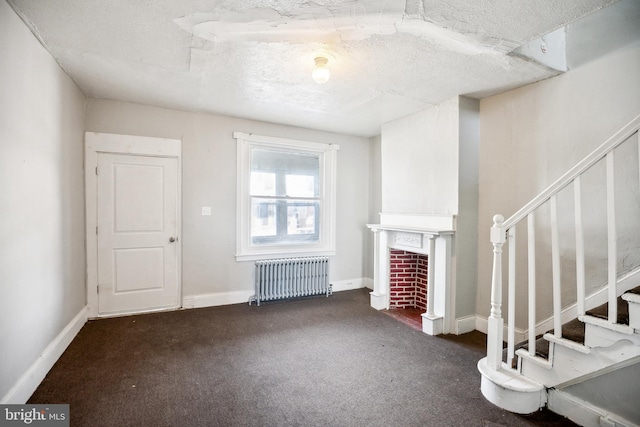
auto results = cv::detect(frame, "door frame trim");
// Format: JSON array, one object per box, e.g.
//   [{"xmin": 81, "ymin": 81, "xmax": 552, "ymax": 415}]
[{"xmin": 85, "ymin": 132, "xmax": 182, "ymax": 318}]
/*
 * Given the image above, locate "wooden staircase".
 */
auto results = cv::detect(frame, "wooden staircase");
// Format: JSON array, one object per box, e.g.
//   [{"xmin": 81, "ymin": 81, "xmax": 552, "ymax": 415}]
[
  {"xmin": 478, "ymin": 114, "xmax": 640, "ymax": 425},
  {"xmin": 509, "ymin": 285, "xmax": 639, "ymax": 365},
  {"xmin": 514, "ymin": 285, "xmax": 640, "ymax": 389},
  {"xmin": 479, "ymin": 283, "xmax": 640, "ymax": 421}
]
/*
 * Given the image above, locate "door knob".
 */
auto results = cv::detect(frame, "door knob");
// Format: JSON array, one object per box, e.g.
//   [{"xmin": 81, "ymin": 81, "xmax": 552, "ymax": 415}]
[{"xmin": 169, "ymin": 237, "xmax": 176, "ymax": 243}]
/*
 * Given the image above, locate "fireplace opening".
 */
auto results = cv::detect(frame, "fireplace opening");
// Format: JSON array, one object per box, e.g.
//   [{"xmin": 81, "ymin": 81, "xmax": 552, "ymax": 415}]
[{"xmin": 384, "ymin": 249, "xmax": 428, "ymax": 331}]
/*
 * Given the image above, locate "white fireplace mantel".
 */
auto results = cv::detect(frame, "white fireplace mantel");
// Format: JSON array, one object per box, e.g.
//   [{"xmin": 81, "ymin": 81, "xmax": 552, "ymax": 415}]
[{"xmin": 367, "ymin": 213, "xmax": 456, "ymax": 335}]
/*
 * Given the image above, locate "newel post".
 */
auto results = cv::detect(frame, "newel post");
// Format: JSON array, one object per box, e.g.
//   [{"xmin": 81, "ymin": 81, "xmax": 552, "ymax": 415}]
[{"xmin": 487, "ymin": 214, "xmax": 506, "ymax": 370}]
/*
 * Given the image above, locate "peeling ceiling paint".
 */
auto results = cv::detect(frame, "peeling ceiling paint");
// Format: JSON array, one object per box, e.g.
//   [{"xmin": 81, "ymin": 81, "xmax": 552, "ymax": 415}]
[
  {"xmin": 173, "ymin": 5, "xmax": 511, "ymax": 55},
  {"xmin": 7, "ymin": 0, "xmax": 634, "ymax": 137}
]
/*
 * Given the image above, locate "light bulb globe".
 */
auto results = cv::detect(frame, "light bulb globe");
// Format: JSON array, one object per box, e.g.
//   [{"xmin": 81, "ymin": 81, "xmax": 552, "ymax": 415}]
[{"xmin": 312, "ymin": 57, "xmax": 330, "ymax": 84}]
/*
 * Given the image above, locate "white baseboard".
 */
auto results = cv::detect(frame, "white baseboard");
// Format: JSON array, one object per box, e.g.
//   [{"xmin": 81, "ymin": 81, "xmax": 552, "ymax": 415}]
[
  {"xmin": 476, "ymin": 315, "xmax": 527, "ymax": 343},
  {"xmin": 456, "ymin": 315, "xmax": 477, "ymax": 335},
  {"xmin": 548, "ymin": 389, "xmax": 637, "ymax": 427},
  {"xmin": 536, "ymin": 269, "xmax": 640, "ymax": 336},
  {"xmin": 182, "ymin": 278, "xmax": 371, "ymax": 309},
  {"xmin": 475, "ymin": 315, "xmax": 488, "ymax": 334},
  {"xmin": 1, "ymin": 306, "xmax": 88, "ymax": 404},
  {"xmin": 476, "ymin": 268, "xmax": 640, "ymax": 344},
  {"xmin": 331, "ymin": 278, "xmax": 370, "ymax": 292},
  {"xmin": 182, "ymin": 290, "xmax": 254, "ymax": 308}
]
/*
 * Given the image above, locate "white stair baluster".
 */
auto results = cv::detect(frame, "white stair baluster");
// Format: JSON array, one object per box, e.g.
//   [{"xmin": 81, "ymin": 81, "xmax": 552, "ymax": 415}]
[
  {"xmin": 574, "ymin": 176, "xmax": 586, "ymax": 316},
  {"xmin": 550, "ymin": 195, "xmax": 562, "ymax": 338},
  {"xmin": 606, "ymin": 152, "xmax": 617, "ymax": 323},
  {"xmin": 507, "ymin": 227, "xmax": 516, "ymax": 367},
  {"xmin": 527, "ymin": 212, "xmax": 536, "ymax": 357}
]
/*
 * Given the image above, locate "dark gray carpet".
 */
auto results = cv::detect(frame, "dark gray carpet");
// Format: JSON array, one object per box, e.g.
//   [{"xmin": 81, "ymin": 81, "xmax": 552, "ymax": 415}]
[{"xmin": 29, "ymin": 289, "xmax": 575, "ymax": 426}]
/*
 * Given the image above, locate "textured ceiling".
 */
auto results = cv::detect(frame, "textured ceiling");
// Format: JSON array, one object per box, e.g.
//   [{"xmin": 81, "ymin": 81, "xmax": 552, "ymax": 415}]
[{"xmin": 7, "ymin": 0, "xmax": 625, "ymax": 136}]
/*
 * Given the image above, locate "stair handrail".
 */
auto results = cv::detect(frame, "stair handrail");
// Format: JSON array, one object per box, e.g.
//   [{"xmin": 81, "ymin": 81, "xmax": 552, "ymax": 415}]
[
  {"xmin": 503, "ymin": 114, "xmax": 640, "ymax": 229},
  {"xmin": 485, "ymin": 113, "xmax": 640, "ymax": 373}
]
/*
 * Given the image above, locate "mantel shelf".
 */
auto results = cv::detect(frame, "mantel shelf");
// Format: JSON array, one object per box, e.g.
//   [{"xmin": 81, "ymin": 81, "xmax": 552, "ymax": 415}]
[{"xmin": 367, "ymin": 224, "xmax": 454, "ymax": 236}]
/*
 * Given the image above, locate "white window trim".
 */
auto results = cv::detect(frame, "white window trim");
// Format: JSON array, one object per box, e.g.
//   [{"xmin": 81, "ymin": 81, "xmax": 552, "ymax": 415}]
[{"xmin": 234, "ymin": 132, "xmax": 339, "ymax": 261}]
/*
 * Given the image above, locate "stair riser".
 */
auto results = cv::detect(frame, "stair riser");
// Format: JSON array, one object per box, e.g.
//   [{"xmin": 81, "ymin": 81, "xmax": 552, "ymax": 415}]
[
  {"xmin": 548, "ymin": 389, "xmax": 637, "ymax": 427},
  {"xmin": 628, "ymin": 302, "xmax": 640, "ymax": 329},
  {"xmin": 584, "ymin": 323, "xmax": 640, "ymax": 348},
  {"xmin": 519, "ymin": 341, "xmax": 640, "ymax": 387}
]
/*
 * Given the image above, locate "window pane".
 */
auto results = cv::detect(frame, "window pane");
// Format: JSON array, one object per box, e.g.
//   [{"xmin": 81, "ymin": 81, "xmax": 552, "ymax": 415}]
[
  {"xmin": 250, "ymin": 171, "xmax": 275, "ymax": 196},
  {"xmin": 287, "ymin": 202, "xmax": 318, "ymax": 236},
  {"xmin": 251, "ymin": 148, "xmax": 319, "ymax": 197},
  {"xmin": 250, "ymin": 199, "xmax": 276, "ymax": 237},
  {"xmin": 237, "ymin": 133, "xmax": 337, "ymax": 258},
  {"xmin": 286, "ymin": 174, "xmax": 317, "ymax": 198}
]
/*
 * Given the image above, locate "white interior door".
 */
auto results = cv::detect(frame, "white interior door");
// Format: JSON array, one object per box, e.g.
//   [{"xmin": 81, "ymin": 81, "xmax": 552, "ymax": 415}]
[{"xmin": 96, "ymin": 153, "xmax": 179, "ymax": 315}]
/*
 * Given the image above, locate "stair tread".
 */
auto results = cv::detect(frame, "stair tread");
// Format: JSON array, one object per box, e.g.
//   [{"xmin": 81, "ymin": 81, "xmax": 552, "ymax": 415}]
[
  {"xmin": 561, "ymin": 318, "xmax": 586, "ymax": 343},
  {"xmin": 626, "ymin": 285, "xmax": 640, "ymax": 296},
  {"xmin": 586, "ymin": 293, "xmax": 629, "ymax": 325},
  {"xmin": 505, "ymin": 336, "xmax": 550, "ymax": 365}
]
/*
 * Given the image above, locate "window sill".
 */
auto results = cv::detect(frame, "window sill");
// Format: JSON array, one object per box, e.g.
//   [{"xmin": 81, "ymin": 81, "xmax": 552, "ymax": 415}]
[{"xmin": 235, "ymin": 249, "xmax": 336, "ymax": 262}]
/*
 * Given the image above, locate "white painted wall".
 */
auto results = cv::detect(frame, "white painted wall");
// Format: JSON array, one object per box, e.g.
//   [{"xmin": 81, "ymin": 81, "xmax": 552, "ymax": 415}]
[
  {"xmin": 0, "ymin": 0, "xmax": 86, "ymax": 402},
  {"xmin": 366, "ymin": 134, "xmax": 382, "ymax": 280},
  {"xmin": 381, "ymin": 97, "xmax": 459, "ymax": 215},
  {"xmin": 477, "ymin": 41, "xmax": 640, "ymax": 326},
  {"xmin": 455, "ymin": 97, "xmax": 480, "ymax": 320},
  {"xmin": 379, "ymin": 96, "xmax": 480, "ymax": 323},
  {"xmin": 84, "ymin": 100, "xmax": 371, "ymax": 299}
]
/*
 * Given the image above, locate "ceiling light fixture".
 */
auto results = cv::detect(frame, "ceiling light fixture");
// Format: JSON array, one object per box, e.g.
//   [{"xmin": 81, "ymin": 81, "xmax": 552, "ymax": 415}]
[{"xmin": 311, "ymin": 57, "xmax": 330, "ymax": 84}]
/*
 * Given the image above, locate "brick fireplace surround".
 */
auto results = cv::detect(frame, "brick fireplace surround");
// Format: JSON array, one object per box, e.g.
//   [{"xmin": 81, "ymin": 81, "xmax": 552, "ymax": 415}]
[
  {"xmin": 368, "ymin": 213, "xmax": 455, "ymax": 335},
  {"xmin": 389, "ymin": 249, "xmax": 428, "ymax": 311}
]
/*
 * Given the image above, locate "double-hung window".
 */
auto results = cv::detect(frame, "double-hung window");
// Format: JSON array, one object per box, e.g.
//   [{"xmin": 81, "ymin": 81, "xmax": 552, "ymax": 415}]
[{"xmin": 235, "ymin": 132, "xmax": 339, "ymax": 261}]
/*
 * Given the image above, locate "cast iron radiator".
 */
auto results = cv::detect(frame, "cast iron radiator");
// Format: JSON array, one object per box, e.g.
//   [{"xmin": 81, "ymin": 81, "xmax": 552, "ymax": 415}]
[{"xmin": 249, "ymin": 257, "xmax": 332, "ymax": 306}]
